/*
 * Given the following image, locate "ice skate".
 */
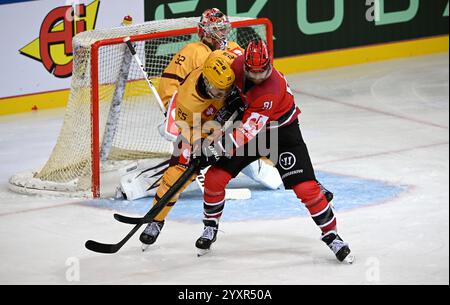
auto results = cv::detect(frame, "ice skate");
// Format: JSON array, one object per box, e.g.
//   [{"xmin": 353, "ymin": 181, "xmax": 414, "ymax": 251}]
[
  {"xmin": 139, "ymin": 220, "xmax": 164, "ymax": 252},
  {"xmin": 321, "ymin": 231, "xmax": 354, "ymax": 264},
  {"xmin": 196, "ymin": 220, "xmax": 219, "ymax": 257}
]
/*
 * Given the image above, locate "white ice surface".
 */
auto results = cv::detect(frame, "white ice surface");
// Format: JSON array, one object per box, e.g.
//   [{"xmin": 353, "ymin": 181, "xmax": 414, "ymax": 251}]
[{"xmin": 0, "ymin": 54, "xmax": 448, "ymax": 285}]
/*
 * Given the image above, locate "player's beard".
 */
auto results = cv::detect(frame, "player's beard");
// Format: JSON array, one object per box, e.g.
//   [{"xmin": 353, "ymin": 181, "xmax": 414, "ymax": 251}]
[{"xmin": 246, "ymin": 65, "xmax": 273, "ymax": 85}]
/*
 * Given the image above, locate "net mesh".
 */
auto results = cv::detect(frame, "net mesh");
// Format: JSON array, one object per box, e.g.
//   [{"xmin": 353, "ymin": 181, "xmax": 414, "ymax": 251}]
[{"xmin": 23, "ymin": 17, "xmax": 269, "ymax": 196}]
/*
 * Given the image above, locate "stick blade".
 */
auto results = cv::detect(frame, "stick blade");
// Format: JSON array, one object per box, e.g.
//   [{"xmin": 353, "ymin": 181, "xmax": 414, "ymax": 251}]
[
  {"xmin": 225, "ymin": 188, "xmax": 252, "ymax": 200},
  {"xmin": 85, "ymin": 240, "xmax": 119, "ymax": 254},
  {"xmin": 114, "ymin": 213, "xmax": 142, "ymax": 225}
]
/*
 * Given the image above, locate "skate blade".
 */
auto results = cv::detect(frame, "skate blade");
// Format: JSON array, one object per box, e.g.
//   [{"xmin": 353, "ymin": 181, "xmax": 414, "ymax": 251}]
[
  {"xmin": 141, "ymin": 244, "xmax": 150, "ymax": 252},
  {"xmin": 343, "ymin": 254, "xmax": 355, "ymax": 264},
  {"xmin": 197, "ymin": 248, "xmax": 211, "ymax": 257}
]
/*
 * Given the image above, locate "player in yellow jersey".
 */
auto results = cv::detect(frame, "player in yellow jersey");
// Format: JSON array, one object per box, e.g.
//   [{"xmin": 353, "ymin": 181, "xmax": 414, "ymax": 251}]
[
  {"xmin": 116, "ymin": 8, "xmax": 283, "ymax": 203},
  {"xmin": 139, "ymin": 52, "xmax": 237, "ymax": 250}
]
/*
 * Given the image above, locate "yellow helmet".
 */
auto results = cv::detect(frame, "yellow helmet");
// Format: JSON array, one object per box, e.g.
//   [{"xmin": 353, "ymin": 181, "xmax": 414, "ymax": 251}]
[{"xmin": 202, "ymin": 53, "xmax": 235, "ymax": 90}]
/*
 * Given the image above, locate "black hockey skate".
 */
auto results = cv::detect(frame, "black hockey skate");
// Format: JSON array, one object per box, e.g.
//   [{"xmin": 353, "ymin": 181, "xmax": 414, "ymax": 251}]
[
  {"xmin": 321, "ymin": 231, "xmax": 354, "ymax": 264},
  {"xmin": 195, "ymin": 220, "xmax": 219, "ymax": 257},
  {"xmin": 139, "ymin": 220, "xmax": 164, "ymax": 251}
]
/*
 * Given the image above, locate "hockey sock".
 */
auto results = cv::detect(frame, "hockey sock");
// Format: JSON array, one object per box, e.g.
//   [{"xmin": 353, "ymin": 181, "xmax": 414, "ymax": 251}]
[
  {"xmin": 153, "ymin": 164, "xmax": 196, "ymax": 222},
  {"xmin": 153, "ymin": 196, "xmax": 177, "ymax": 222},
  {"xmin": 203, "ymin": 167, "xmax": 233, "ymax": 222},
  {"xmin": 293, "ymin": 181, "xmax": 337, "ymax": 233}
]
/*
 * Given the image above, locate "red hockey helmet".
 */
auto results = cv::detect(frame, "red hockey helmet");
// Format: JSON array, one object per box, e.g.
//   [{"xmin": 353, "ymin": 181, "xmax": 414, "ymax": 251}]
[
  {"xmin": 244, "ymin": 40, "xmax": 272, "ymax": 83},
  {"xmin": 198, "ymin": 8, "xmax": 231, "ymax": 50}
]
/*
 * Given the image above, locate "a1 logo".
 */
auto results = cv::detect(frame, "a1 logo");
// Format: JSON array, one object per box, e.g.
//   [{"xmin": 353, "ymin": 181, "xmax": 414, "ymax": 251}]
[{"xmin": 19, "ymin": 0, "xmax": 100, "ymax": 78}]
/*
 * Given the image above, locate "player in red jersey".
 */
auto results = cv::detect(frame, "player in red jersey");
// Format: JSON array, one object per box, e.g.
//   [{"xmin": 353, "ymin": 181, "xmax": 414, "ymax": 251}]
[{"xmin": 195, "ymin": 40, "xmax": 354, "ymax": 263}]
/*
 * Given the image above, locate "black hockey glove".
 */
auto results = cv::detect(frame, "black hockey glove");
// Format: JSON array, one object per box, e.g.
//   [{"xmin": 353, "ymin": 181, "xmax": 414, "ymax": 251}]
[
  {"xmin": 192, "ymin": 139, "xmax": 223, "ymax": 169},
  {"xmin": 214, "ymin": 87, "xmax": 245, "ymax": 124}
]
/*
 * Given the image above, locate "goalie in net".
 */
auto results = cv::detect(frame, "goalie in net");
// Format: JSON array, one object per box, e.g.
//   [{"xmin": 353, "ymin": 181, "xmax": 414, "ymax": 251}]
[{"xmin": 117, "ymin": 8, "xmax": 284, "ymax": 201}]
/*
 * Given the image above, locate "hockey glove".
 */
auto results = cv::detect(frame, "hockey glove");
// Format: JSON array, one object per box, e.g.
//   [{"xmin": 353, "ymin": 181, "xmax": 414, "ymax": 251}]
[
  {"xmin": 214, "ymin": 87, "xmax": 245, "ymax": 124},
  {"xmin": 192, "ymin": 139, "xmax": 223, "ymax": 169}
]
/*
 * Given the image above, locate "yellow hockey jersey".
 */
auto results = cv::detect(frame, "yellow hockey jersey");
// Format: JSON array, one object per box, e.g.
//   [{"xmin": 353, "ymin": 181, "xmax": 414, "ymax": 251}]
[
  {"xmin": 158, "ymin": 41, "xmax": 243, "ymax": 107},
  {"xmin": 175, "ymin": 67, "xmax": 224, "ymax": 144},
  {"xmin": 173, "ymin": 49, "xmax": 243, "ymax": 144}
]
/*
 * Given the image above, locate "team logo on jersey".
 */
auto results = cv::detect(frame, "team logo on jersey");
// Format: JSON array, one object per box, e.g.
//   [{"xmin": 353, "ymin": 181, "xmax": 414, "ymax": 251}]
[
  {"xmin": 179, "ymin": 146, "xmax": 191, "ymax": 165},
  {"xmin": 242, "ymin": 112, "xmax": 269, "ymax": 138},
  {"xmin": 19, "ymin": 0, "xmax": 100, "ymax": 78},
  {"xmin": 203, "ymin": 105, "xmax": 217, "ymax": 117},
  {"xmin": 234, "ymin": 112, "xmax": 269, "ymax": 146},
  {"xmin": 279, "ymin": 152, "xmax": 296, "ymax": 170}
]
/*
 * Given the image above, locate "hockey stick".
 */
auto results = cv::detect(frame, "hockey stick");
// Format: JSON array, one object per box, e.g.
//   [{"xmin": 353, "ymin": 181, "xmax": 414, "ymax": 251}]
[
  {"xmin": 113, "ymin": 168, "xmax": 249, "ymax": 225},
  {"xmin": 85, "ymin": 159, "xmax": 200, "ymax": 254},
  {"xmin": 123, "ymin": 37, "xmax": 166, "ymax": 115},
  {"xmin": 123, "ymin": 38, "xmax": 251, "ymax": 201}
]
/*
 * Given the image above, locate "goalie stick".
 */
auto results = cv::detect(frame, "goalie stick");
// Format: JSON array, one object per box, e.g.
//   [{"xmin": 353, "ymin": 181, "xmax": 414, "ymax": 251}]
[
  {"xmin": 123, "ymin": 37, "xmax": 166, "ymax": 115},
  {"xmin": 85, "ymin": 159, "xmax": 201, "ymax": 254}
]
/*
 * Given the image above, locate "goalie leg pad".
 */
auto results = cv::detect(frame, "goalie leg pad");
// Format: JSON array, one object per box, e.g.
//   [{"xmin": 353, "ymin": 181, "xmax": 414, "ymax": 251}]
[
  {"xmin": 241, "ymin": 159, "xmax": 283, "ymax": 190},
  {"xmin": 117, "ymin": 159, "xmax": 170, "ymax": 201},
  {"xmin": 293, "ymin": 180, "xmax": 337, "ymax": 233}
]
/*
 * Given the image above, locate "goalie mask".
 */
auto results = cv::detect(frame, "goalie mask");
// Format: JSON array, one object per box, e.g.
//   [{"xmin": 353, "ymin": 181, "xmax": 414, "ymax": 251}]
[
  {"xmin": 198, "ymin": 8, "xmax": 231, "ymax": 51},
  {"xmin": 202, "ymin": 55, "xmax": 235, "ymax": 100}
]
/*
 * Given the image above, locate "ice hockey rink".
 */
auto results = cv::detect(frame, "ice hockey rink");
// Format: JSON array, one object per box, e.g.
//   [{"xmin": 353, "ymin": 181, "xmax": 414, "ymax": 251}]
[{"xmin": 0, "ymin": 53, "xmax": 448, "ymax": 285}]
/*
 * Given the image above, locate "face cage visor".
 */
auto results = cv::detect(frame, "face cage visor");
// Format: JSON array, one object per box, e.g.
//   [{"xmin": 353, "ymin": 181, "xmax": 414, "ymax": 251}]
[
  {"xmin": 200, "ymin": 23, "xmax": 231, "ymax": 50},
  {"xmin": 204, "ymin": 77, "xmax": 232, "ymax": 100}
]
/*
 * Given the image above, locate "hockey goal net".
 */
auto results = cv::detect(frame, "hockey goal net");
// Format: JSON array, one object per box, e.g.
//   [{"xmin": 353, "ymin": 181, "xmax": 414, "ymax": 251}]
[{"xmin": 9, "ymin": 17, "xmax": 273, "ymax": 198}]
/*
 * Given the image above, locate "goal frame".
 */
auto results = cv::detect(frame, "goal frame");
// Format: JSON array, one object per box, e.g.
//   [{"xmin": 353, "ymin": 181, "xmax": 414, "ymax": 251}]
[{"xmin": 89, "ymin": 18, "xmax": 273, "ymax": 198}]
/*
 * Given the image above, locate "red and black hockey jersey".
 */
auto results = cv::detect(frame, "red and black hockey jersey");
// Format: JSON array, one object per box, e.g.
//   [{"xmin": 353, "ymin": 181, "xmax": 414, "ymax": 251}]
[{"xmin": 228, "ymin": 55, "xmax": 301, "ymax": 148}]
